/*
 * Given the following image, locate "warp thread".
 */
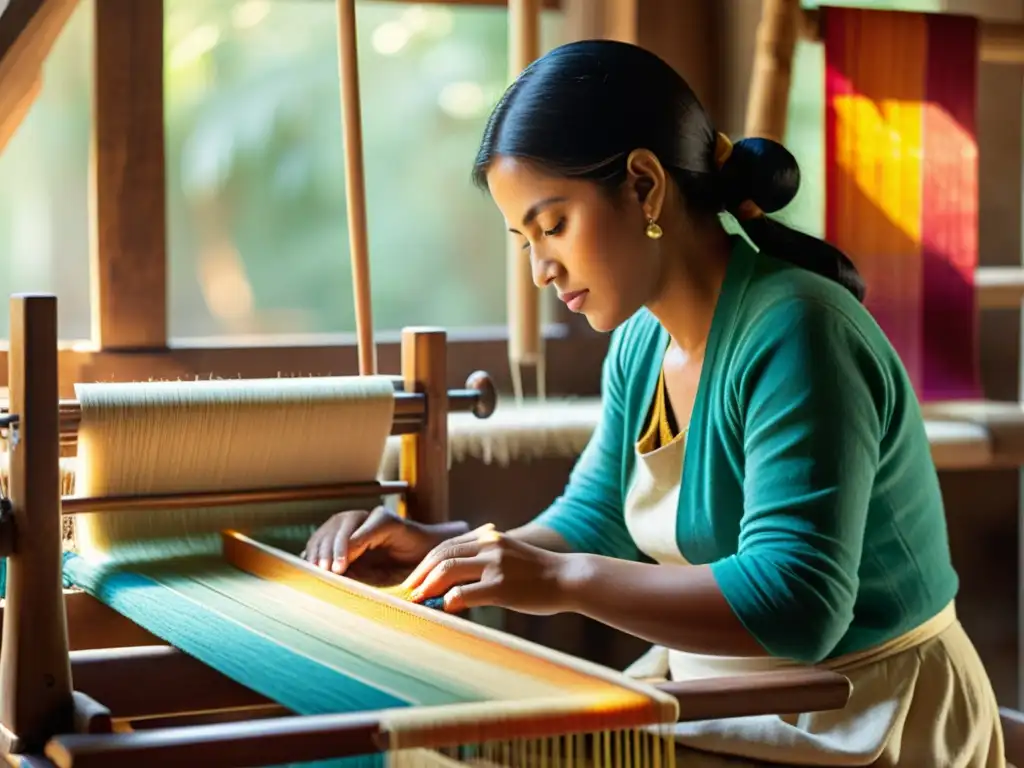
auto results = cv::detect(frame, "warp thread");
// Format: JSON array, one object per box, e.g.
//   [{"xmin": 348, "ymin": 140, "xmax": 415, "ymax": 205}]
[
  {"xmin": 0, "ymin": 555, "xmax": 446, "ymax": 609},
  {"xmin": 0, "ymin": 551, "xmax": 78, "ymax": 600}
]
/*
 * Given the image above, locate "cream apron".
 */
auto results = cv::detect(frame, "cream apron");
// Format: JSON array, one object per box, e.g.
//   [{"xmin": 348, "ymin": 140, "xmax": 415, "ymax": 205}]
[{"xmin": 622, "ymin": 430, "xmax": 1006, "ymax": 767}]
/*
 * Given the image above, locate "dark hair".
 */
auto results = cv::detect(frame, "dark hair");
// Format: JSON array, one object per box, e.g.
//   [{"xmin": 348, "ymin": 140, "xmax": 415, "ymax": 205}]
[{"xmin": 472, "ymin": 40, "xmax": 865, "ymax": 301}]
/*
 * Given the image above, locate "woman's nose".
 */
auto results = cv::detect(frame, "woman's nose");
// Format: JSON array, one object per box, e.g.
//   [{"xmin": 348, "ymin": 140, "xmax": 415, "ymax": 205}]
[{"xmin": 531, "ymin": 252, "xmax": 561, "ymax": 289}]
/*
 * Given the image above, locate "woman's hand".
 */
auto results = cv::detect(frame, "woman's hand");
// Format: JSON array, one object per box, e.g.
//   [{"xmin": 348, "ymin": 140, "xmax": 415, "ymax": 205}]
[
  {"xmin": 302, "ymin": 506, "xmax": 469, "ymax": 583},
  {"xmin": 401, "ymin": 525, "xmax": 578, "ymax": 615}
]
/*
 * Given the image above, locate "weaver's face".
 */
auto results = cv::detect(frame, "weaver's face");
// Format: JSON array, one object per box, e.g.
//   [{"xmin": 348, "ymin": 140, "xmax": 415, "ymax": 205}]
[{"xmin": 486, "ymin": 156, "xmax": 661, "ymax": 333}]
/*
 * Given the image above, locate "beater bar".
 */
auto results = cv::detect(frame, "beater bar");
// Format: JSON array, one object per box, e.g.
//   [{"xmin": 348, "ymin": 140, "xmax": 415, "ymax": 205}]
[{"xmin": 44, "ymin": 667, "xmax": 852, "ymax": 768}]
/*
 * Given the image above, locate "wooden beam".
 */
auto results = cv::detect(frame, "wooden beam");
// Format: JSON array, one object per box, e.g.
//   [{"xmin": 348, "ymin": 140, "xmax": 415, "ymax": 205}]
[
  {"xmin": 0, "ymin": 72, "xmax": 40, "ymax": 156},
  {"xmin": 0, "ymin": 0, "xmax": 80, "ymax": 153},
  {"xmin": 981, "ymin": 20, "xmax": 1024, "ymax": 63},
  {"xmin": 90, "ymin": 0, "xmax": 167, "ymax": 350},
  {"xmin": 42, "ymin": 666, "xmax": 849, "ymax": 768},
  {"xmin": 563, "ymin": 0, "xmax": 637, "ymax": 43},
  {"xmin": 0, "ymin": 325, "xmax": 610, "ymax": 401},
  {"xmin": 925, "ymin": 403, "xmax": 1024, "ymax": 468},
  {"xmin": 0, "ymin": 339, "xmax": 1017, "ymax": 471},
  {"xmin": 68, "ymin": 647, "xmax": 272, "ymax": 722},
  {"xmin": 0, "ymin": 592, "xmax": 161, "ymax": 653},
  {"xmin": 977, "ymin": 266, "xmax": 1024, "ymax": 308},
  {"xmin": 808, "ymin": 0, "xmax": 1024, "ymax": 23},
  {"xmin": 745, "ymin": 0, "xmax": 802, "ymax": 141},
  {"xmin": 638, "ymin": 0, "xmax": 721, "ymax": 120},
  {"xmin": 421, "ymin": 0, "xmax": 560, "ymax": 6},
  {"xmin": 803, "ymin": 9, "xmax": 1024, "ymax": 65}
]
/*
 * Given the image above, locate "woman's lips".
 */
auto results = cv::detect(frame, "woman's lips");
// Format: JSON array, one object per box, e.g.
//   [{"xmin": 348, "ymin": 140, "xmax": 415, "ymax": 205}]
[{"xmin": 559, "ymin": 289, "xmax": 589, "ymax": 312}]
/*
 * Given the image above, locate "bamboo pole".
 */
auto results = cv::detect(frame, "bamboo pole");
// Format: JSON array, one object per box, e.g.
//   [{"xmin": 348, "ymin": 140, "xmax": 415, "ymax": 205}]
[
  {"xmin": 745, "ymin": 0, "xmax": 802, "ymax": 141},
  {"xmin": 506, "ymin": 0, "xmax": 543, "ymax": 404},
  {"xmin": 335, "ymin": 0, "xmax": 376, "ymax": 375}
]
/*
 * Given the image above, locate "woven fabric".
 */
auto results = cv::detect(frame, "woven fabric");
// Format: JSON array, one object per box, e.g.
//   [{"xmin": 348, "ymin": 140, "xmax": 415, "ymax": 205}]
[
  {"xmin": 825, "ymin": 7, "xmax": 980, "ymax": 401},
  {"xmin": 60, "ymin": 525, "xmax": 678, "ymax": 765}
]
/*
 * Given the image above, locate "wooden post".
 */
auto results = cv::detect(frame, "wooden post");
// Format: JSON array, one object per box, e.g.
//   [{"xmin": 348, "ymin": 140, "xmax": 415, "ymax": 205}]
[
  {"xmin": 563, "ymin": 0, "xmax": 638, "ymax": 43},
  {"xmin": 398, "ymin": 328, "xmax": 448, "ymax": 526},
  {"xmin": 745, "ymin": 0, "xmax": 802, "ymax": 141},
  {"xmin": 90, "ymin": 0, "xmax": 168, "ymax": 350},
  {"xmin": 335, "ymin": 0, "xmax": 377, "ymax": 376},
  {"xmin": 506, "ymin": 0, "xmax": 543, "ymax": 402},
  {"xmin": 0, "ymin": 294, "xmax": 72, "ymax": 752}
]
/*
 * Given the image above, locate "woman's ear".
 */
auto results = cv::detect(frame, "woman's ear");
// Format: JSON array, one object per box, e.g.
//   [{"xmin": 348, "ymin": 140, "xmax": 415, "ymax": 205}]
[{"xmin": 625, "ymin": 149, "xmax": 668, "ymax": 222}]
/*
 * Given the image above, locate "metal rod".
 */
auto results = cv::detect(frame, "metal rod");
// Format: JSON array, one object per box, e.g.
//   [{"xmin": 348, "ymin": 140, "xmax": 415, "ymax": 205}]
[{"xmin": 60, "ymin": 481, "xmax": 408, "ymax": 516}]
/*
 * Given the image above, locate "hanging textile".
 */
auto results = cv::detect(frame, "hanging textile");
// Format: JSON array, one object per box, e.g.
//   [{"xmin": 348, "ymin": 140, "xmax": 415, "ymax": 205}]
[{"xmin": 824, "ymin": 7, "xmax": 980, "ymax": 400}]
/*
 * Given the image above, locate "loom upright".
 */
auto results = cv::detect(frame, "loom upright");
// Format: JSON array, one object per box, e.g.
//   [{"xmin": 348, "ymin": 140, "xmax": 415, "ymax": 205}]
[{"xmin": 0, "ymin": 295, "xmax": 71, "ymax": 754}]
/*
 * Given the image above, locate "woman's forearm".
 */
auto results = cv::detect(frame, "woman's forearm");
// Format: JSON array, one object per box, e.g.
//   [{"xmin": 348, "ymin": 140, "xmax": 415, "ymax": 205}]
[
  {"xmin": 558, "ymin": 554, "xmax": 768, "ymax": 657},
  {"xmin": 506, "ymin": 523, "xmax": 574, "ymax": 553},
  {"xmin": 420, "ymin": 520, "xmax": 572, "ymax": 554}
]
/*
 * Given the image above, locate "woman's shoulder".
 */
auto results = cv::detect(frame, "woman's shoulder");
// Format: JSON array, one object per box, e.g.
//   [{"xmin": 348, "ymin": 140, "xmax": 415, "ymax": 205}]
[
  {"xmin": 722, "ymin": 248, "xmax": 906, "ymax": 424},
  {"xmin": 735, "ymin": 247, "xmax": 891, "ymax": 358}
]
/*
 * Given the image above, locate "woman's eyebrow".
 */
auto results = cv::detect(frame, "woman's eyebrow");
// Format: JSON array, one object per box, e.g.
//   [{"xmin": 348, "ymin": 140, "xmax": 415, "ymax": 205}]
[{"xmin": 509, "ymin": 196, "xmax": 567, "ymax": 233}]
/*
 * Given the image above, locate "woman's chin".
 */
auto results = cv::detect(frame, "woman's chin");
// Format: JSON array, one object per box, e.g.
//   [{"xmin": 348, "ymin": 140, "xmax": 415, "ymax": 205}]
[{"xmin": 583, "ymin": 307, "xmax": 626, "ymax": 334}]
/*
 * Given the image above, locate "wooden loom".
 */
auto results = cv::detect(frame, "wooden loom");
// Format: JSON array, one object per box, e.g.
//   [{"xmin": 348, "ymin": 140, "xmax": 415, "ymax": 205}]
[
  {"xmin": 0, "ymin": 1, "xmax": 857, "ymax": 767},
  {"xmin": 0, "ymin": 295, "xmax": 855, "ymax": 762}
]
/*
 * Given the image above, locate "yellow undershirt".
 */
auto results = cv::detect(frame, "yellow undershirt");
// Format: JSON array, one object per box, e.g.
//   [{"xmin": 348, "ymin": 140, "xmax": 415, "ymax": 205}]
[{"xmin": 636, "ymin": 368, "xmax": 679, "ymax": 453}]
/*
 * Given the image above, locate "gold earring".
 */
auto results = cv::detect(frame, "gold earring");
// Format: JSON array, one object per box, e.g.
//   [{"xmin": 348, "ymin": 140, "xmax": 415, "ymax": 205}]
[{"xmin": 645, "ymin": 218, "xmax": 663, "ymax": 240}]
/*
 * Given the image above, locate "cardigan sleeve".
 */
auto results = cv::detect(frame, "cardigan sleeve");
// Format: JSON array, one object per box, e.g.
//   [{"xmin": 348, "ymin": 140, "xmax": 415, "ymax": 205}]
[
  {"xmin": 531, "ymin": 329, "xmax": 640, "ymax": 562},
  {"xmin": 709, "ymin": 298, "xmax": 885, "ymax": 664}
]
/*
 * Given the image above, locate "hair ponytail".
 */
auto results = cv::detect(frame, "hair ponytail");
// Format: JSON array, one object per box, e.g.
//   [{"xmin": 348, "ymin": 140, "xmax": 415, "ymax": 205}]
[{"xmin": 720, "ymin": 137, "xmax": 866, "ymax": 302}]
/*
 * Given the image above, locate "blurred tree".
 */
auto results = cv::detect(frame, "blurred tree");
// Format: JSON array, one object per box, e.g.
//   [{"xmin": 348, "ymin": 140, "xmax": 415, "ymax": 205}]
[{"xmin": 0, "ymin": 1, "xmax": 563, "ymax": 339}]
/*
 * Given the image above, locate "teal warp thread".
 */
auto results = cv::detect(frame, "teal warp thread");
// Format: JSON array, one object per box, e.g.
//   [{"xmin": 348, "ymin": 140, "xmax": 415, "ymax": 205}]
[
  {"xmin": 61, "ymin": 551, "xmax": 451, "ymax": 768},
  {"xmin": 0, "ymin": 551, "xmax": 77, "ymax": 600},
  {"xmin": 0, "ymin": 538, "xmax": 446, "ymax": 768}
]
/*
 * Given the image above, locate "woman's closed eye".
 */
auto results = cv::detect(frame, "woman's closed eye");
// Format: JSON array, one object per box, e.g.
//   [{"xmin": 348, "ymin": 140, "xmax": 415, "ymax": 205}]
[
  {"xmin": 519, "ymin": 218, "xmax": 566, "ymax": 251},
  {"xmin": 542, "ymin": 218, "xmax": 566, "ymax": 237}
]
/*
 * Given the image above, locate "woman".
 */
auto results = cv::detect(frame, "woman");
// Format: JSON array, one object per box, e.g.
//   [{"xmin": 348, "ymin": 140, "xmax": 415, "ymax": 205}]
[{"xmin": 304, "ymin": 40, "xmax": 1004, "ymax": 766}]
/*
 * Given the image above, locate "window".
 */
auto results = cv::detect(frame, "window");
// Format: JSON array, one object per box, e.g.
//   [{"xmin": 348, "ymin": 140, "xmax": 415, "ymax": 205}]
[
  {"xmin": 0, "ymin": 0, "xmax": 93, "ymax": 341},
  {"xmin": 0, "ymin": 0, "xmax": 566, "ymax": 341}
]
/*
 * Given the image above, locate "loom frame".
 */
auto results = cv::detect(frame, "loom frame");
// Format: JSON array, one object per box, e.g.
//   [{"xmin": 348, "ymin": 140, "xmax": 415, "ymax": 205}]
[
  {"xmin": 0, "ymin": 292, "xmax": 503, "ymax": 760},
  {"xmin": 0, "ymin": 293, "xmax": 854, "ymax": 768}
]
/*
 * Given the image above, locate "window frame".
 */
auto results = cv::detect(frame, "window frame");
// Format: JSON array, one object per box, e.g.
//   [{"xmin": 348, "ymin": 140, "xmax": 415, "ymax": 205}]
[{"xmin": 0, "ymin": 0, "xmax": 609, "ymax": 400}]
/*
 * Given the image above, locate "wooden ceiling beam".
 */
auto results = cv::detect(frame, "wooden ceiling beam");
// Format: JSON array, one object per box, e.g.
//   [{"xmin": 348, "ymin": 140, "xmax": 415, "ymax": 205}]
[
  {"xmin": 0, "ymin": 0, "xmax": 80, "ymax": 154},
  {"xmin": 802, "ymin": 7, "xmax": 1024, "ymax": 64}
]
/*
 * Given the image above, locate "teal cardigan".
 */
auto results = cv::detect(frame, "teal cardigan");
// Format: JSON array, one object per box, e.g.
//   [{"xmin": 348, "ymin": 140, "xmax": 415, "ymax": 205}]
[{"xmin": 534, "ymin": 237, "xmax": 958, "ymax": 664}]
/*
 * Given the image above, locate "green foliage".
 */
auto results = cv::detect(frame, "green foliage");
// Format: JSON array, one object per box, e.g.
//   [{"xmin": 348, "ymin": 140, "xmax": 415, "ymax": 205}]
[{"xmin": 0, "ymin": 1, "xmax": 563, "ymax": 339}]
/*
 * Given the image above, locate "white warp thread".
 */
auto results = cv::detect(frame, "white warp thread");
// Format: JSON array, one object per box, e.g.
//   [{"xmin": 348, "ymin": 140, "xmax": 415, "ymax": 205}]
[{"xmin": 71, "ymin": 376, "xmax": 396, "ymax": 564}]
